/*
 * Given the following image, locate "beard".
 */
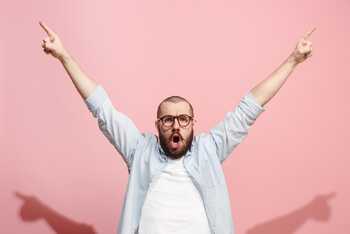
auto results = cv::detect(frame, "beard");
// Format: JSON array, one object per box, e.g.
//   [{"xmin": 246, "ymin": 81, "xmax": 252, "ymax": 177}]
[{"xmin": 158, "ymin": 128, "xmax": 194, "ymax": 160}]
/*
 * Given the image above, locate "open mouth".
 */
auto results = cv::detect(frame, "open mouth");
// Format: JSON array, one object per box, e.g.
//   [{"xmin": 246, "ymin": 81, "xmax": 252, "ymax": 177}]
[
  {"xmin": 172, "ymin": 135, "xmax": 180, "ymax": 143},
  {"xmin": 169, "ymin": 134, "xmax": 182, "ymax": 150}
]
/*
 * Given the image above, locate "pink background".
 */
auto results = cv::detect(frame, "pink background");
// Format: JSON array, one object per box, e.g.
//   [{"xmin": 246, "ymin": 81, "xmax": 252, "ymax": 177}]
[{"xmin": 2, "ymin": 0, "xmax": 349, "ymax": 233}]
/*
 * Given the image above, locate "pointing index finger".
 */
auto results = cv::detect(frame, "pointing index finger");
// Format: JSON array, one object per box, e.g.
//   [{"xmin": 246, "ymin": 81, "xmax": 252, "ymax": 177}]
[
  {"xmin": 39, "ymin": 21, "xmax": 55, "ymax": 38},
  {"xmin": 14, "ymin": 191, "xmax": 28, "ymax": 200},
  {"xmin": 304, "ymin": 27, "xmax": 316, "ymax": 39}
]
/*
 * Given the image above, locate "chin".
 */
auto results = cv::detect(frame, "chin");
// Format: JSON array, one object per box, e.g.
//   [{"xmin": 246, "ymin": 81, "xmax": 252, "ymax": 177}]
[
  {"xmin": 164, "ymin": 144, "xmax": 184, "ymax": 158},
  {"xmin": 158, "ymin": 130, "xmax": 194, "ymax": 159},
  {"xmin": 168, "ymin": 150, "xmax": 186, "ymax": 159}
]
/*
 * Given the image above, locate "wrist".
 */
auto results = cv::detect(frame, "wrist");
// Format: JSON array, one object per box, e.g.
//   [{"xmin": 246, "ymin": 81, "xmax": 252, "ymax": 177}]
[
  {"xmin": 286, "ymin": 52, "xmax": 299, "ymax": 67},
  {"xmin": 58, "ymin": 50, "xmax": 71, "ymax": 63}
]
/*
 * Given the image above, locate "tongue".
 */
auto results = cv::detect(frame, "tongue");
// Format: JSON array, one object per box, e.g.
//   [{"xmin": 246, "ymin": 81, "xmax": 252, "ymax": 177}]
[{"xmin": 170, "ymin": 140, "xmax": 180, "ymax": 150}]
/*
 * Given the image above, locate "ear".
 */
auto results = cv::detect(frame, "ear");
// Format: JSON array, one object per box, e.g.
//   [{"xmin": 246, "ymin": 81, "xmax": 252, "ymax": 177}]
[{"xmin": 155, "ymin": 120, "xmax": 159, "ymax": 131}]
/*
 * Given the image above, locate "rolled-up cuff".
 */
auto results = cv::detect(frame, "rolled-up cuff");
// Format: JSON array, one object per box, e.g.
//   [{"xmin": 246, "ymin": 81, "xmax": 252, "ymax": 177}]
[
  {"xmin": 240, "ymin": 91, "xmax": 266, "ymax": 117},
  {"xmin": 84, "ymin": 85, "xmax": 109, "ymax": 116}
]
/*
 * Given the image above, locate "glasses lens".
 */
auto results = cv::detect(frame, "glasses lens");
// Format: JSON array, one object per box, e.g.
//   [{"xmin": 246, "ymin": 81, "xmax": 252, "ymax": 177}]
[
  {"xmin": 162, "ymin": 116, "xmax": 174, "ymax": 127},
  {"xmin": 160, "ymin": 115, "xmax": 192, "ymax": 127},
  {"xmin": 178, "ymin": 115, "xmax": 190, "ymax": 127}
]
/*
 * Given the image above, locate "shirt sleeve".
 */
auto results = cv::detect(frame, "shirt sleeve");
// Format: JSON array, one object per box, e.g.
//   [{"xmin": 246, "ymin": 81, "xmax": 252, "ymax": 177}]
[
  {"xmin": 84, "ymin": 85, "xmax": 144, "ymax": 170},
  {"xmin": 208, "ymin": 91, "xmax": 266, "ymax": 164}
]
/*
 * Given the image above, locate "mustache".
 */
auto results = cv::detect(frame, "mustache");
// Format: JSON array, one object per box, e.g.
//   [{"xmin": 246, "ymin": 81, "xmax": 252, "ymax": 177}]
[{"xmin": 169, "ymin": 132, "xmax": 183, "ymax": 141}]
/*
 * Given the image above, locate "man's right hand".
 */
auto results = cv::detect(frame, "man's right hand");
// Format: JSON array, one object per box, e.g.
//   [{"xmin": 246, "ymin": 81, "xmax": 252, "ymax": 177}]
[
  {"xmin": 39, "ymin": 21, "xmax": 97, "ymax": 100},
  {"xmin": 39, "ymin": 21, "xmax": 68, "ymax": 61}
]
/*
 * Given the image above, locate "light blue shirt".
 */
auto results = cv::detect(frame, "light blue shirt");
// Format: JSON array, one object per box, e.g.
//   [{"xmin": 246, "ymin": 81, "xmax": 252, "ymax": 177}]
[{"xmin": 84, "ymin": 85, "xmax": 265, "ymax": 234}]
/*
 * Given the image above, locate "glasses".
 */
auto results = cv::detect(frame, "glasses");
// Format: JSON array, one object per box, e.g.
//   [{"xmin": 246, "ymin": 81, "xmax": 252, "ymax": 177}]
[{"xmin": 158, "ymin": 114, "xmax": 194, "ymax": 128}]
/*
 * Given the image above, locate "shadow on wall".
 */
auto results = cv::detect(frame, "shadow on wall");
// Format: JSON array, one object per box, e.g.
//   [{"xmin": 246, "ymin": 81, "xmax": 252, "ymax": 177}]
[
  {"xmin": 246, "ymin": 192, "xmax": 336, "ymax": 234},
  {"xmin": 14, "ymin": 191, "xmax": 335, "ymax": 234},
  {"xmin": 14, "ymin": 191, "xmax": 97, "ymax": 234}
]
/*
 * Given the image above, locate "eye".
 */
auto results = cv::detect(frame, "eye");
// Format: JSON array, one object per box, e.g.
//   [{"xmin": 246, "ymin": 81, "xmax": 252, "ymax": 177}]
[
  {"xmin": 178, "ymin": 115, "xmax": 189, "ymax": 122},
  {"xmin": 162, "ymin": 116, "xmax": 174, "ymax": 124}
]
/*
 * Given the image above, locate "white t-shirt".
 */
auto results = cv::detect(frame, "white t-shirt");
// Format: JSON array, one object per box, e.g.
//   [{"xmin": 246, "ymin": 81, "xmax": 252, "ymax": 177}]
[{"xmin": 138, "ymin": 156, "xmax": 211, "ymax": 234}]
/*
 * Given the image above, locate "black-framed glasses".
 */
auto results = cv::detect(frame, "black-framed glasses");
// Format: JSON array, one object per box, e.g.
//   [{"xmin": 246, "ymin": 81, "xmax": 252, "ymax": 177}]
[{"xmin": 157, "ymin": 114, "xmax": 194, "ymax": 128}]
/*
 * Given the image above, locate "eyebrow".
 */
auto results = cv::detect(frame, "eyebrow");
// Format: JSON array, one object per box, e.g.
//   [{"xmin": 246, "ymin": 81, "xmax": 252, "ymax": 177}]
[{"xmin": 158, "ymin": 114, "xmax": 193, "ymax": 119}]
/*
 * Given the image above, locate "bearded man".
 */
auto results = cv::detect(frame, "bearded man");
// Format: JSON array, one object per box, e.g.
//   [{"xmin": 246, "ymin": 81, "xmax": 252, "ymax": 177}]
[{"xmin": 39, "ymin": 21, "xmax": 314, "ymax": 234}]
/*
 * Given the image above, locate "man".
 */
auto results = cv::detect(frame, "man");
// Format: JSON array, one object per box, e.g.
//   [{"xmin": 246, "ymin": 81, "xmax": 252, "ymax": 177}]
[{"xmin": 39, "ymin": 21, "xmax": 314, "ymax": 234}]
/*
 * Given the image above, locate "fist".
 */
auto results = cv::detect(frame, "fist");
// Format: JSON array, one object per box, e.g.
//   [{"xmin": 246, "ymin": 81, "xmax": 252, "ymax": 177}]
[
  {"xmin": 39, "ymin": 21, "xmax": 67, "ymax": 60},
  {"xmin": 291, "ymin": 27, "xmax": 316, "ymax": 64}
]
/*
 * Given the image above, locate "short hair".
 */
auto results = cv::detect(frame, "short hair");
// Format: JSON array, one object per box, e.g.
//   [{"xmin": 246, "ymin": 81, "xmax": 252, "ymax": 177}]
[{"xmin": 157, "ymin": 96, "xmax": 194, "ymax": 118}]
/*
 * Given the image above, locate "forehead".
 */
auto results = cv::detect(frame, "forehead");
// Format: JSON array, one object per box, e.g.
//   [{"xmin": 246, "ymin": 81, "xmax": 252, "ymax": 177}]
[{"xmin": 159, "ymin": 101, "xmax": 192, "ymax": 116}]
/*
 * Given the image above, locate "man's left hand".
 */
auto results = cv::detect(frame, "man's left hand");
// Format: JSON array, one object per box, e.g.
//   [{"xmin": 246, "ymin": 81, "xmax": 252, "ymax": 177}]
[{"xmin": 290, "ymin": 27, "xmax": 316, "ymax": 64}]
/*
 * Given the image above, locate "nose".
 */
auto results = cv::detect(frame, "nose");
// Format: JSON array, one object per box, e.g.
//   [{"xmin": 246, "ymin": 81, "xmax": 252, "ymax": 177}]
[{"xmin": 172, "ymin": 117, "xmax": 180, "ymax": 129}]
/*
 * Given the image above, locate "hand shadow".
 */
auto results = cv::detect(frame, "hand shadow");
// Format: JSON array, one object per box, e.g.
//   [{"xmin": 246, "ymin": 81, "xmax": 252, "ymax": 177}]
[
  {"xmin": 15, "ymin": 191, "xmax": 97, "ymax": 234},
  {"xmin": 246, "ymin": 192, "xmax": 336, "ymax": 234}
]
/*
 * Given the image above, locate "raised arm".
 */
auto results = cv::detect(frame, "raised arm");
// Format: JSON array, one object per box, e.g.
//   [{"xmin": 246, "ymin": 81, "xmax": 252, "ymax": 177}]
[
  {"xmin": 208, "ymin": 91, "xmax": 265, "ymax": 163},
  {"xmin": 84, "ymin": 85, "xmax": 144, "ymax": 172},
  {"xmin": 39, "ymin": 21, "xmax": 97, "ymax": 99},
  {"xmin": 39, "ymin": 21, "xmax": 143, "ymax": 172},
  {"xmin": 250, "ymin": 28, "xmax": 315, "ymax": 106},
  {"xmin": 208, "ymin": 28, "xmax": 315, "ymax": 164}
]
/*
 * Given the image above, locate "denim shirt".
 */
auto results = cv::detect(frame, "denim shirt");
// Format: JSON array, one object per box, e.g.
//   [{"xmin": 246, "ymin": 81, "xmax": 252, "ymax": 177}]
[{"xmin": 84, "ymin": 85, "xmax": 265, "ymax": 234}]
